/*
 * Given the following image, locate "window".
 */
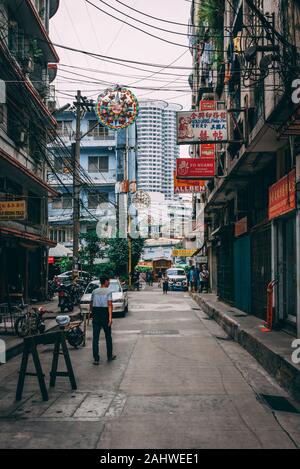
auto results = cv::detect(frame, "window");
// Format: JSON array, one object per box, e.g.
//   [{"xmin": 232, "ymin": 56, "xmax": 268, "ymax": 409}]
[
  {"xmin": 88, "ymin": 156, "xmax": 109, "ymax": 173},
  {"xmin": 62, "ymin": 194, "xmax": 73, "ymax": 209},
  {"xmin": 88, "ymin": 120, "xmax": 113, "ymax": 140},
  {"xmin": 28, "ymin": 192, "xmax": 41, "ymax": 224},
  {"xmin": 57, "ymin": 121, "xmax": 73, "ymax": 138},
  {"xmin": 53, "ymin": 158, "xmax": 70, "ymax": 173},
  {"xmin": 52, "ymin": 194, "xmax": 73, "ymax": 210},
  {"xmin": 88, "ymin": 193, "xmax": 109, "ymax": 209}
]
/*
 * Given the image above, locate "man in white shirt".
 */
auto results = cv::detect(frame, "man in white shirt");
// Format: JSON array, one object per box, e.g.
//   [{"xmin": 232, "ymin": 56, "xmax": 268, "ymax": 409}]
[{"xmin": 90, "ymin": 276, "xmax": 116, "ymax": 365}]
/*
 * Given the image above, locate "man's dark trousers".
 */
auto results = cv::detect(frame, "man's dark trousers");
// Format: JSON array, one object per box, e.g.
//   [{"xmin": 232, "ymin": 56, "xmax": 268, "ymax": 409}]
[{"xmin": 92, "ymin": 307, "xmax": 113, "ymax": 361}]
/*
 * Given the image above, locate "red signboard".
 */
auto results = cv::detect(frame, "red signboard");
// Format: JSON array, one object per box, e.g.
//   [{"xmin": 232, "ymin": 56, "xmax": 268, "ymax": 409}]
[
  {"xmin": 235, "ymin": 217, "xmax": 248, "ymax": 237},
  {"xmin": 200, "ymin": 143, "xmax": 215, "ymax": 158},
  {"xmin": 268, "ymin": 170, "xmax": 296, "ymax": 220},
  {"xmin": 174, "ymin": 172, "xmax": 206, "ymax": 193},
  {"xmin": 199, "ymin": 100, "xmax": 216, "ymax": 111},
  {"xmin": 48, "ymin": 257, "xmax": 55, "ymax": 264},
  {"xmin": 176, "ymin": 157, "xmax": 215, "ymax": 179}
]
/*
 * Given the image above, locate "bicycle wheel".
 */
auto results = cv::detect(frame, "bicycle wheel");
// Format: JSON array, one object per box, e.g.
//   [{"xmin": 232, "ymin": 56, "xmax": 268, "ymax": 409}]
[{"xmin": 15, "ymin": 315, "xmax": 30, "ymax": 337}]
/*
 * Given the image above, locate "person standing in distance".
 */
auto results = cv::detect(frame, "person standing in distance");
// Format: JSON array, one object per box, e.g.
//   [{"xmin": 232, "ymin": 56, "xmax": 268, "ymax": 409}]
[{"xmin": 90, "ymin": 276, "xmax": 116, "ymax": 365}]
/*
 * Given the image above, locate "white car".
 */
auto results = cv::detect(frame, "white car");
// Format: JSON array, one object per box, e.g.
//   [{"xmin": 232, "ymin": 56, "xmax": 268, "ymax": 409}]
[
  {"xmin": 166, "ymin": 268, "xmax": 188, "ymax": 291},
  {"xmin": 80, "ymin": 279, "xmax": 129, "ymax": 317}
]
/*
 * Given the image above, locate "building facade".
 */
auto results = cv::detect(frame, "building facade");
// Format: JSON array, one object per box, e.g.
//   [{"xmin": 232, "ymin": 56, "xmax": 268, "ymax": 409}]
[
  {"xmin": 48, "ymin": 109, "xmax": 137, "ymax": 248},
  {"xmin": 189, "ymin": 0, "xmax": 300, "ymax": 336},
  {"xmin": 136, "ymin": 100, "xmax": 181, "ymax": 200},
  {"xmin": 0, "ymin": 0, "xmax": 60, "ymax": 302}
]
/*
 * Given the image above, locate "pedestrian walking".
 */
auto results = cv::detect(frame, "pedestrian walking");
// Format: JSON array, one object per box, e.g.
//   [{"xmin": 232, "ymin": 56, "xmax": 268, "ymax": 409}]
[
  {"xmin": 149, "ymin": 270, "xmax": 154, "ymax": 286},
  {"xmin": 162, "ymin": 273, "xmax": 169, "ymax": 294},
  {"xmin": 90, "ymin": 276, "xmax": 116, "ymax": 365},
  {"xmin": 158, "ymin": 269, "xmax": 163, "ymax": 288},
  {"xmin": 199, "ymin": 265, "xmax": 210, "ymax": 293},
  {"xmin": 132, "ymin": 271, "xmax": 140, "ymax": 291},
  {"xmin": 188, "ymin": 266, "xmax": 198, "ymax": 293}
]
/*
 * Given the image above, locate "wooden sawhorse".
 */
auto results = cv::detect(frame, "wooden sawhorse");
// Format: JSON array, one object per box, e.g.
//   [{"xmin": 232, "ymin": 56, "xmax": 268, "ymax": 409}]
[{"xmin": 16, "ymin": 331, "xmax": 77, "ymax": 402}]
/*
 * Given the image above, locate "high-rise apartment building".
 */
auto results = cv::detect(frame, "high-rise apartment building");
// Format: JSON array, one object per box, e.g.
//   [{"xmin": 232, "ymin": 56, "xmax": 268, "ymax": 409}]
[{"xmin": 136, "ymin": 100, "xmax": 182, "ymax": 200}]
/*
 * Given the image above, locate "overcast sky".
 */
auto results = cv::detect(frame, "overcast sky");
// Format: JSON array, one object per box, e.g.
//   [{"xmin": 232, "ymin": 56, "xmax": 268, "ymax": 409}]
[{"xmin": 50, "ymin": 0, "xmax": 193, "ymax": 110}]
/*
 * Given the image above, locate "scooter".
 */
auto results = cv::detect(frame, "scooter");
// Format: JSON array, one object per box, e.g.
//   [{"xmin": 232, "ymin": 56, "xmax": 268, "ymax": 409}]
[
  {"xmin": 57, "ymin": 284, "xmax": 74, "ymax": 314},
  {"xmin": 56, "ymin": 315, "xmax": 84, "ymax": 348}
]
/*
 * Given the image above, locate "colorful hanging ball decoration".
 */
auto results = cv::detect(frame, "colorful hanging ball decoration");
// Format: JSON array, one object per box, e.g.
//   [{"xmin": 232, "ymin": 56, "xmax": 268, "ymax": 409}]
[{"xmin": 95, "ymin": 86, "xmax": 139, "ymax": 130}]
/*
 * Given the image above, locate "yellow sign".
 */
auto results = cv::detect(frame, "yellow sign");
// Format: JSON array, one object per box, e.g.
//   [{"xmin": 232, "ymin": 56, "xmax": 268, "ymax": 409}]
[
  {"xmin": 172, "ymin": 249, "xmax": 197, "ymax": 257},
  {"xmin": 0, "ymin": 200, "xmax": 26, "ymax": 221}
]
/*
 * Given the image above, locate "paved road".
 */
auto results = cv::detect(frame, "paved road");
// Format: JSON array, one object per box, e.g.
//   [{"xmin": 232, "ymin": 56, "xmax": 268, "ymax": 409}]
[{"xmin": 0, "ymin": 286, "xmax": 299, "ymax": 449}]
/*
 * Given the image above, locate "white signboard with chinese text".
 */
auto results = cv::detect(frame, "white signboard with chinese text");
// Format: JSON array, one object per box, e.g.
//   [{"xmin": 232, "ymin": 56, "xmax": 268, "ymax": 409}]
[{"xmin": 177, "ymin": 102, "xmax": 228, "ymax": 145}]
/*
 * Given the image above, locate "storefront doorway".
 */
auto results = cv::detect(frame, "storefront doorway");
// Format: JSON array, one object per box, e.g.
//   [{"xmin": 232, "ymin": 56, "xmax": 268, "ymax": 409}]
[{"xmin": 282, "ymin": 217, "xmax": 297, "ymax": 324}]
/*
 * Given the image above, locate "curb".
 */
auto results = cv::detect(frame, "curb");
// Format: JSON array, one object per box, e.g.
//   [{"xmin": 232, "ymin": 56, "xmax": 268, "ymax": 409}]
[
  {"xmin": 3, "ymin": 310, "xmax": 82, "ymax": 362},
  {"xmin": 191, "ymin": 293, "xmax": 300, "ymax": 403}
]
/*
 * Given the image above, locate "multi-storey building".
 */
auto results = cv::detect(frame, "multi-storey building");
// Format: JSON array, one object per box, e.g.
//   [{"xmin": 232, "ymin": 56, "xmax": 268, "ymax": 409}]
[
  {"xmin": 136, "ymin": 100, "xmax": 181, "ymax": 200},
  {"xmin": 190, "ymin": 0, "xmax": 300, "ymax": 335},
  {"xmin": 48, "ymin": 109, "xmax": 137, "ymax": 247},
  {"xmin": 0, "ymin": 0, "xmax": 60, "ymax": 302}
]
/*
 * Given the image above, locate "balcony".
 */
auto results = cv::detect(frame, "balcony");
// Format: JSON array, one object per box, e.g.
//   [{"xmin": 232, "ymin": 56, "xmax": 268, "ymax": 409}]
[{"xmin": 8, "ymin": 0, "xmax": 59, "ymax": 63}]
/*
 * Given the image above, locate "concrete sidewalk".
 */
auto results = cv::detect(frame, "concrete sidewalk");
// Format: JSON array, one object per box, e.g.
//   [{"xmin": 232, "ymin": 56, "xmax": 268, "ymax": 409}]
[
  {"xmin": 191, "ymin": 292, "xmax": 300, "ymax": 403},
  {"xmin": 0, "ymin": 299, "xmax": 80, "ymax": 361}
]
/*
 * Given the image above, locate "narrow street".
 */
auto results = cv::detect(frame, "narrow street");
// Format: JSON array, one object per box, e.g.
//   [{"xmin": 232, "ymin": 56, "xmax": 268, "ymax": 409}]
[{"xmin": 0, "ymin": 287, "xmax": 299, "ymax": 449}]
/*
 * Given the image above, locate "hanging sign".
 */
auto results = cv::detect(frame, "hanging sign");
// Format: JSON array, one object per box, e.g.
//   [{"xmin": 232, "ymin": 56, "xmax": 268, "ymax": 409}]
[
  {"xmin": 176, "ymin": 158, "xmax": 215, "ymax": 179},
  {"xmin": 268, "ymin": 170, "xmax": 296, "ymax": 220},
  {"xmin": 172, "ymin": 249, "xmax": 197, "ymax": 257},
  {"xmin": 177, "ymin": 102, "xmax": 228, "ymax": 145},
  {"xmin": 0, "ymin": 200, "xmax": 26, "ymax": 221},
  {"xmin": 174, "ymin": 172, "xmax": 206, "ymax": 193},
  {"xmin": 95, "ymin": 86, "xmax": 139, "ymax": 130},
  {"xmin": 235, "ymin": 217, "xmax": 248, "ymax": 237}
]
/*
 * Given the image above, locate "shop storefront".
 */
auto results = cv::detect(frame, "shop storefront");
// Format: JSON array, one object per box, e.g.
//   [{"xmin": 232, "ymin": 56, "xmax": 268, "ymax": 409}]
[
  {"xmin": 217, "ymin": 225, "xmax": 235, "ymax": 305},
  {"xmin": 234, "ymin": 217, "xmax": 251, "ymax": 313},
  {"xmin": 0, "ymin": 228, "xmax": 55, "ymax": 303},
  {"xmin": 269, "ymin": 170, "xmax": 297, "ymax": 329}
]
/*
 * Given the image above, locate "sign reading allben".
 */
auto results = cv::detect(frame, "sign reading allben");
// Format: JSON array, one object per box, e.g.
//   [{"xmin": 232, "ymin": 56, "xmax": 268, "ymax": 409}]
[{"xmin": 0, "ymin": 200, "xmax": 26, "ymax": 221}]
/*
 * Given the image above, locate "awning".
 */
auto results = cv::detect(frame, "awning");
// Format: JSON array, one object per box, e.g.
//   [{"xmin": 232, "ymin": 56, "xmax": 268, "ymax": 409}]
[
  {"xmin": 49, "ymin": 243, "xmax": 72, "ymax": 258},
  {"xmin": 0, "ymin": 226, "xmax": 56, "ymax": 247}
]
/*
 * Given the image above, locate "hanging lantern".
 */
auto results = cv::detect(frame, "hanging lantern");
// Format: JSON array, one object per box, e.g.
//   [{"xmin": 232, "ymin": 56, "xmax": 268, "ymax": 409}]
[{"xmin": 95, "ymin": 86, "xmax": 139, "ymax": 130}]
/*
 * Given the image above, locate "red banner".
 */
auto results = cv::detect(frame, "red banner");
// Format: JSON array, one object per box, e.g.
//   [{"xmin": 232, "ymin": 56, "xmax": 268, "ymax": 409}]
[
  {"xmin": 268, "ymin": 170, "xmax": 296, "ymax": 220},
  {"xmin": 176, "ymin": 157, "xmax": 215, "ymax": 179},
  {"xmin": 235, "ymin": 217, "xmax": 248, "ymax": 237}
]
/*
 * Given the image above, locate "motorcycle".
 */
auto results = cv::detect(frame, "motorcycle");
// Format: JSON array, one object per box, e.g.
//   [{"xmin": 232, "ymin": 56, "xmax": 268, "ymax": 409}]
[
  {"xmin": 70, "ymin": 282, "xmax": 84, "ymax": 306},
  {"xmin": 15, "ymin": 306, "xmax": 46, "ymax": 338},
  {"xmin": 57, "ymin": 284, "xmax": 74, "ymax": 314},
  {"xmin": 56, "ymin": 315, "xmax": 84, "ymax": 348},
  {"xmin": 47, "ymin": 280, "xmax": 57, "ymax": 301}
]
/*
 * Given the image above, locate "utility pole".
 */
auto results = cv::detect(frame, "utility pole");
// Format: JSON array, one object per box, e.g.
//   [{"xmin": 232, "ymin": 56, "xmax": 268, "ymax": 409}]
[
  {"xmin": 124, "ymin": 126, "xmax": 132, "ymax": 288},
  {"xmin": 71, "ymin": 91, "xmax": 94, "ymax": 272},
  {"xmin": 72, "ymin": 90, "xmax": 81, "ymax": 272}
]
